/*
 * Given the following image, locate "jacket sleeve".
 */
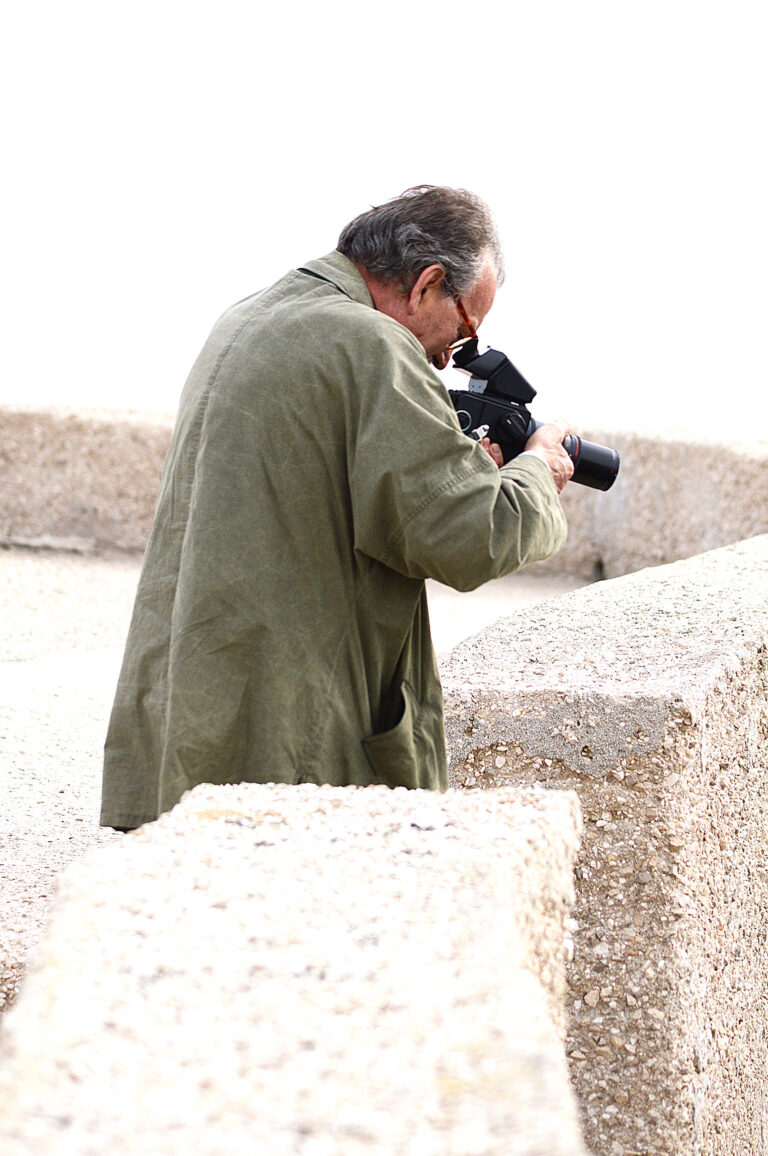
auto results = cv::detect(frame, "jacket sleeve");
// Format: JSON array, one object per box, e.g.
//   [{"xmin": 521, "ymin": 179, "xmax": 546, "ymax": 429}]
[{"xmin": 348, "ymin": 322, "xmax": 568, "ymax": 592}]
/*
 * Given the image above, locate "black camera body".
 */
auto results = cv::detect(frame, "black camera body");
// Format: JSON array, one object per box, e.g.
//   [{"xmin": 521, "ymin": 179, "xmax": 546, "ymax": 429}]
[{"xmin": 448, "ymin": 340, "xmax": 619, "ymax": 491}]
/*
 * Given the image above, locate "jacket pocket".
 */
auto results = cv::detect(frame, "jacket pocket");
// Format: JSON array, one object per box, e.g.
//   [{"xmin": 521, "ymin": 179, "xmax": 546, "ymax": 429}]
[{"xmin": 362, "ymin": 680, "xmax": 427, "ymax": 789}]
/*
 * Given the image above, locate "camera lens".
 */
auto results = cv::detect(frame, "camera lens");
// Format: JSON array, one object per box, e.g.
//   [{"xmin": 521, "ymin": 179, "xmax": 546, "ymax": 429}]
[{"xmin": 563, "ymin": 434, "xmax": 620, "ymax": 491}]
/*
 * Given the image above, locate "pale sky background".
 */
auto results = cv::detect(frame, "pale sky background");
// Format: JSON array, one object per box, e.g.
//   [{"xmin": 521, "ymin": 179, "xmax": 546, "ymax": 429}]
[{"xmin": 3, "ymin": 0, "xmax": 766, "ymax": 441}]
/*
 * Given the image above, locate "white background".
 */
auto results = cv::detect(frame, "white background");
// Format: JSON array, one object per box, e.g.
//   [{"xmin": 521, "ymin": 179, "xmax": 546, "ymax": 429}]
[{"xmin": 3, "ymin": 0, "xmax": 766, "ymax": 441}]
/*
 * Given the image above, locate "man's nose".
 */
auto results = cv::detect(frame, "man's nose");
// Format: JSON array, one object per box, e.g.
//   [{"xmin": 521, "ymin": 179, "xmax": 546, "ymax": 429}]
[{"xmin": 432, "ymin": 350, "xmax": 452, "ymax": 371}]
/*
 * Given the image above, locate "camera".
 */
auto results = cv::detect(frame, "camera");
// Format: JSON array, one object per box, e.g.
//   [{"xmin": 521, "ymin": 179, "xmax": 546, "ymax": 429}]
[{"xmin": 449, "ymin": 340, "xmax": 619, "ymax": 491}]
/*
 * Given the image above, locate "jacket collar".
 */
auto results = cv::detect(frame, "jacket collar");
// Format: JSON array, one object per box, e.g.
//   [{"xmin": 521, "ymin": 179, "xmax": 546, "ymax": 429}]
[{"xmin": 298, "ymin": 251, "xmax": 373, "ymax": 309}]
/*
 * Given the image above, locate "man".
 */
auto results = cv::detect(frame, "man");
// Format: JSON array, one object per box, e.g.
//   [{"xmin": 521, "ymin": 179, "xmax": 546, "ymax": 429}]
[{"xmin": 101, "ymin": 186, "xmax": 572, "ymax": 831}]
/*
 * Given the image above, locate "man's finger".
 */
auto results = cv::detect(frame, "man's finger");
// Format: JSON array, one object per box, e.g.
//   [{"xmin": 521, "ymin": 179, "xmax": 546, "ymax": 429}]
[{"xmin": 479, "ymin": 437, "xmax": 504, "ymax": 469}]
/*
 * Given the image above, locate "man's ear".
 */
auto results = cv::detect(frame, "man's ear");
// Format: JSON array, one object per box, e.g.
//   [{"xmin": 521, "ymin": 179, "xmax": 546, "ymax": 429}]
[{"xmin": 405, "ymin": 264, "xmax": 447, "ymax": 314}]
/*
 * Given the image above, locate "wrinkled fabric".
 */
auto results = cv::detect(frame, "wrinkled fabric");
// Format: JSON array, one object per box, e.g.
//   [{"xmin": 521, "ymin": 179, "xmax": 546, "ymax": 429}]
[{"xmin": 101, "ymin": 252, "xmax": 567, "ymax": 829}]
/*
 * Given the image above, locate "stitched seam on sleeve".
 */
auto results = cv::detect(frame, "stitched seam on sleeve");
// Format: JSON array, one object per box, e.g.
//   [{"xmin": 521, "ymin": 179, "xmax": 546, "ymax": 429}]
[
  {"xmin": 379, "ymin": 457, "xmax": 492, "ymax": 567},
  {"xmin": 501, "ymin": 453, "xmax": 560, "ymax": 496}
]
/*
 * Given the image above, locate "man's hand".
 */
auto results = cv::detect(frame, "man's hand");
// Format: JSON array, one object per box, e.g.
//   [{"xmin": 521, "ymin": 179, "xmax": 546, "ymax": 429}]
[
  {"xmin": 480, "ymin": 425, "xmax": 574, "ymax": 493},
  {"xmin": 479, "ymin": 437, "xmax": 504, "ymax": 468},
  {"xmin": 524, "ymin": 422, "xmax": 574, "ymax": 493}
]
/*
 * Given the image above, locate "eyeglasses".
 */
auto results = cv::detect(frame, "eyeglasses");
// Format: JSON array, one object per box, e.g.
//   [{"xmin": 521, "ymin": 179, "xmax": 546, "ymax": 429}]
[{"xmin": 446, "ymin": 296, "xmax": 479, "ymax": 352}]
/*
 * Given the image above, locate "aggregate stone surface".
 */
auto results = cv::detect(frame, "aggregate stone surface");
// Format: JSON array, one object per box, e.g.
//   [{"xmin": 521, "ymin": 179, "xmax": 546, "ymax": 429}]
[
  {"xmin": 0, "ymin": 549, "xmax": 136, "ymax": 1011},
  {"xmin": 442, "ymin": 533, "xmax": 768, "ymax": 1156},
  {"xmin": 0, "ymin": 545, "xmax": 581, "ymax": 1014},
  {"xmin": 0, "ymin": 782, "xmax": 587, "ymax": 1155},
  {"xmin": 444, "ymin": 534, "xmax": 768, "ymax": 713}
]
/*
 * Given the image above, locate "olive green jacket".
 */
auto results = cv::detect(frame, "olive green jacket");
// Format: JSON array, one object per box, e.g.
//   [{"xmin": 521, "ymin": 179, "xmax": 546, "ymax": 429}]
[{"xmin": 101, "ymin": 252, "xmax": 566, "ymax": 829}]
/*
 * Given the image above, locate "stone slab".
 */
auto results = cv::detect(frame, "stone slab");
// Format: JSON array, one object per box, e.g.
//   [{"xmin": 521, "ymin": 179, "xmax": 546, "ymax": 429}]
[
  {"xmin": 0, "ymin": 547, "xmax": 580, "ymax": 1019},
  {"xmin": 0, "ymin": 407, "xmax": 171, "ymax": 552},
  {"xmin": 443, "ymin": 534, "xmax": 768, "ymax": 1155},
  {"xmin": 0, "ymin": 782, "xmax": 587, "ymax": 1156},
  {"xmin": 544, "ymin": 429, "xmax": 768, "ymax": 579}
]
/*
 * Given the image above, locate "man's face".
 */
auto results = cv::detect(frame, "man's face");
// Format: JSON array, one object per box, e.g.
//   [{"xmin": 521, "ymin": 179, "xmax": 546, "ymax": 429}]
[{"xmin": 410, "ymin": 262, "xmax": 497, "ymax": 371}]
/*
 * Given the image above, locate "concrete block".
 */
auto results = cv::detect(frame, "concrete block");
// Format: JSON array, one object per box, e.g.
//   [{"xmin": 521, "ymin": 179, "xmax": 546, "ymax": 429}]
[
  {"xmin": 0, "ymin": 783, "xmax": 588, "ymax": 1156},
  {"xmin": 535, "ymin": 429, "xmax": 768, "ymax": 579},
  {"xmin": 0, "ymin": 407, "xmax": 171, "ymax": 552},
  {"xmin": 443, "ymin": 534, "xmax": 768, "ymax": 1155}
]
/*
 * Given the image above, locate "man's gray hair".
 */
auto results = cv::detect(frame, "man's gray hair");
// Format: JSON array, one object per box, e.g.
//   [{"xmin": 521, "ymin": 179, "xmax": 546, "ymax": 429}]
[{"xmin": 337, "ymin": 185, "xmax": 504, "ymax": 296}]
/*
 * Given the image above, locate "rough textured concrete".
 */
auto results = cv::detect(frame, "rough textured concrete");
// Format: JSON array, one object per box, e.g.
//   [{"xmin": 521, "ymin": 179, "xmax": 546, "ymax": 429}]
[
  {"xmin": 2, "ymin": 407, "xmax": 767, "ymax": 577},
  {"xmin": 0, "ymin": 782, "xmax": 587, "ymax": 1156},
  {"xmin": 443, "ymin": 534, "xmax": 768, "ymax": 1155},
  {"xmin": 534, "ymin": 429, "xmax": 768, "ymax": 579},
  {"xmin": 0, "ymin": 550, "xmax": 134, "ymax": 1014},
  {"xmin": 0, "ymin": 545, "xmax": 581, "ymax": 1018},
  {"xmin": 0, "ymin": 406, "xmax": 171, "ymax": 552}
]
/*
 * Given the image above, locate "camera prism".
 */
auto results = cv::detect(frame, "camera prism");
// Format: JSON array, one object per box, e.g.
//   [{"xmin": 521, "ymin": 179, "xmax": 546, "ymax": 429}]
[{"xmin": 449, "ymin": 340, "xmax": 619, "ymax": 491}]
